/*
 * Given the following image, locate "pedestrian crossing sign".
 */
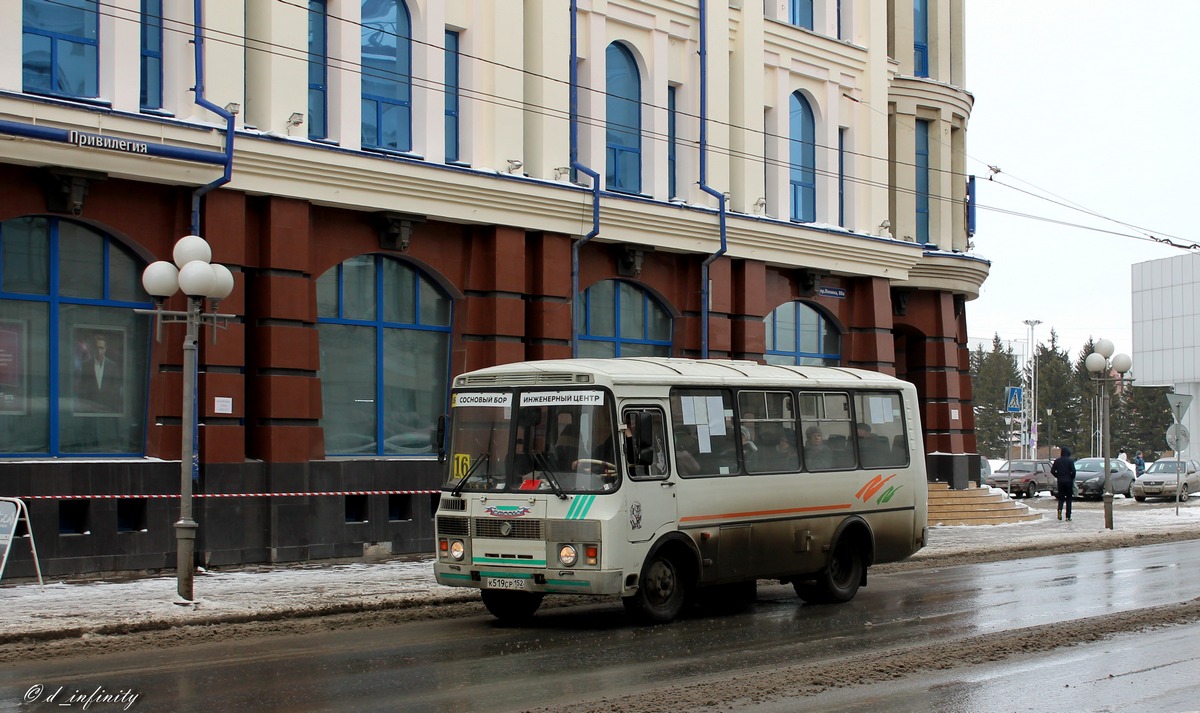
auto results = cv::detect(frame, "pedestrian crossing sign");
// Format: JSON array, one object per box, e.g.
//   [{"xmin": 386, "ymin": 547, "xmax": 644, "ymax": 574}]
[{"xmin": 1005, "ymin": 386, "xmax": 1022, "ymax": 413}]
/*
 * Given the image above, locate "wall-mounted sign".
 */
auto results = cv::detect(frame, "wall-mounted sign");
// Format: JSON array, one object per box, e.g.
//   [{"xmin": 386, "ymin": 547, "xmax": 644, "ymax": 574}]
[
  {"xmin": 69, "ymin": 130, "xmax": 150, "ymax": 155},
  {"xmin": 818, "ymin": 286, "xmax": 845, "ymax": 299}
]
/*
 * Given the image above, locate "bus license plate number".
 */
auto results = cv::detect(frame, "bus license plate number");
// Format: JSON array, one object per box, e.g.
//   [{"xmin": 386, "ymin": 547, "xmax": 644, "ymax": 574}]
[{"xmin": 485, "ymin": 577, "xmax": 528, "ymax": 591}]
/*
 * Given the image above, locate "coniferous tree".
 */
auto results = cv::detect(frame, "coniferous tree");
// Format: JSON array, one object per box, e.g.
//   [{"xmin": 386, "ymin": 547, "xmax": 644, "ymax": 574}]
[
  {"xmin": 1034, "ymin": 330, "xmax": 1079, "ymax": 459},
  {"xmin": 970, "ymin": 335, "xmax": 1021, "ymax": 458},
  {"xmin": 1115, "ymin": 384, "xmax": 1173, "ymax": 461}
]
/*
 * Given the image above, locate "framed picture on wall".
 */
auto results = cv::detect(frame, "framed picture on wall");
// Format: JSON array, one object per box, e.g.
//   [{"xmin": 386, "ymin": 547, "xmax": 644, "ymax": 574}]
[
  {"xmin": 72, "ymin": 326, "xmax": 126, "ymax": 416},
  {"xmin": 0, "ymin": 320, "xmax": 26, "ymax": 415}
]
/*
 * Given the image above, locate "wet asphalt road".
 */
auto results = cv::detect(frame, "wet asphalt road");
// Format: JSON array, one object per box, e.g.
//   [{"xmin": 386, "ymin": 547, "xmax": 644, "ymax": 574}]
[{"xmin": 2, "ymin": 537, "xmax": 1199, "ymax": 713}]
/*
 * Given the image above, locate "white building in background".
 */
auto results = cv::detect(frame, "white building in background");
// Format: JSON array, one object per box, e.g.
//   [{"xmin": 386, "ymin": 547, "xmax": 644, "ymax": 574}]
[{"xmin": 1132, "ymin": 253, "xmax": 1200, "ymax": 451}]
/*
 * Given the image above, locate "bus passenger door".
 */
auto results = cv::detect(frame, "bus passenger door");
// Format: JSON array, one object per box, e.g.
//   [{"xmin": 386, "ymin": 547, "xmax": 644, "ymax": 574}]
[{"xmin": 622, "ymin": 405, "xmax": 677, "ymax": 544}]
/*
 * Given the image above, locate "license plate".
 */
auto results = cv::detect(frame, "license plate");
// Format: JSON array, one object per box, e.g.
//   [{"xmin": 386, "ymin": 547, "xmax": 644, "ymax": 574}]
[
  {"xmin": 1145, "ymin": 487, "xmax": 1161, "ymax": 494},
  {"xmin": 484, "ymin": 576, "xmax": 529, "ymax": 591}
]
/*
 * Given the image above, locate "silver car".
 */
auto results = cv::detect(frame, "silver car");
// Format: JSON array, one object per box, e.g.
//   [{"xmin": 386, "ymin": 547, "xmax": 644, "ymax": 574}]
[
  {"xmin": 1132, "ymin": 459, "xmax": 1200, "ymax": 502},
  {"xmin": 1052, "ymin": 458, "xmax": 1135, "ymax": 500}
]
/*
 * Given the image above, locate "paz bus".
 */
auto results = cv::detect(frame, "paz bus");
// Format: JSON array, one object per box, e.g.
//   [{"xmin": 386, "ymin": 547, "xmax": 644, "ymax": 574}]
[{"xmin": 433, "ymin": 358, "xmax": 928, "ymax": 624}]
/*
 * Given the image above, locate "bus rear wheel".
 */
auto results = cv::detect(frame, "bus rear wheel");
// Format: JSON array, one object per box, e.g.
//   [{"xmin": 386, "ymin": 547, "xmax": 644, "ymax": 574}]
[
  {"xmin": 794, "ymin": 537, "xmax": 864, "ymax": 605},
  {"xmin": 480, "ymin": 590, "xmax": 544, "ymax": 622},
  {"xmin": 623, "ymin": 553, "xmax": 687, "ymax": 624}
]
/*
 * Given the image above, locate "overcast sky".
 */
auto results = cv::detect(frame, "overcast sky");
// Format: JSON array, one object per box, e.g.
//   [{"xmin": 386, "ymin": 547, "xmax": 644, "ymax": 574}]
[{"xmin": 963, "ymin": 1, "xmax": 1198, "ymax": 364}]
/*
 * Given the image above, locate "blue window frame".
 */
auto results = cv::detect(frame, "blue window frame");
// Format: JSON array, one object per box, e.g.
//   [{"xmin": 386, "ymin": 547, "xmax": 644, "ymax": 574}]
[
  {"xmin": 667, "ymin": 86, "xmax": 678, "ymax": 199},
  {"xmin": 837, "ymin": 127, "xmax": 847, "ymax": 227},
  {"xmin": 914, "ymin": 0, "xmax": 929, "ymax": 77},
  {"xmin": 605, "ymin": 43, "xmax": 642, "ymax": 194},
  {"xmin": 23, "ymin": 0, "xmax": 100, "ymax": 98},
  {"xmin": 308, "ymin": 0, "xmax": 328, "ymax": 140},
  {"xmin": 140, "ymin": 0, "xmax": 163, "ymax": 110},
  {"xmin": 764, "ymin": 301, "xmax": 841, "ymax": 366},
  {"xmin": 445, "ymin": 30, "xmax": 460, "ymax": 163},
  {"xmin": 789, "ymin": 92, "xmax": 816, "ymax": 223},
  {"xmin": 916, "ymin": 119, "xmax": 930, "ymax": 244},
  {"xmin": 361, "ymin": 0, "xmax": 412, "ymax": 152},
  {"xmin": 316, "ymin": 255, "xmax": 452, "ymax": 456},
  {"xmin": 577, "ymin": 280, "xmax": 671, "ymax": 358},
  {"xmin": 0, "ymin": 217, "xmax": 153, "ymax": 457},
  {"xmin": 789, "ymin": 0, "xmax": 814, "ymax": 30}
]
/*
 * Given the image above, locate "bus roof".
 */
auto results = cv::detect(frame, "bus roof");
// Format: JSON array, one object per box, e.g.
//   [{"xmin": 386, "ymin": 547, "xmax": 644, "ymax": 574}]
[{"xmin": 454, "ymin": 357, "xmax": 910, "ymax": 390}]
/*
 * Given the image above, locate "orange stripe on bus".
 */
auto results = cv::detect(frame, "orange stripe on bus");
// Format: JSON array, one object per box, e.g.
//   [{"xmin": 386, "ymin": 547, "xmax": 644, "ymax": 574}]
[{"xmin": 680, "ymin": 503, "xmax": 851, "ymax": 522}]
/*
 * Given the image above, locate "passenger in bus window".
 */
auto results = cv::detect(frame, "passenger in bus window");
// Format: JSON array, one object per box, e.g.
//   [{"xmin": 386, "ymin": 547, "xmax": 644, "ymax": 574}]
[
  {"xmin": 857, "ymin": 423, "xmax": 889, "ymax": 468},
  {"xmin": 760, "ymin": 426, "xmax": 800, "ymax": 471},
  {"xmin": 673, "ymin": 428, "xmax": 702, "ymax": 475},
  {"xmin": 804, "ymin": 425, "xmax": 833, "ymax": 470}
]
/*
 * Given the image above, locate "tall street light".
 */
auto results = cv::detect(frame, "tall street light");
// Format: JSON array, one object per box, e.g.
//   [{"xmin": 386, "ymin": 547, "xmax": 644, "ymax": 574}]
[
  {"xmin": 139, "ymin": 235, "xmax": 234, "ymax": 602},
  {"xmin": 1046, "ymin": 407, "xmax": 1054, "ymax": 459},
  {"xmin": 1085, "ymin": 338, "xmax": 1132, "ymax": 531},
  {"xmin": 1023, "ymin": 319, "xmax": 1041, "ymax": 459}
]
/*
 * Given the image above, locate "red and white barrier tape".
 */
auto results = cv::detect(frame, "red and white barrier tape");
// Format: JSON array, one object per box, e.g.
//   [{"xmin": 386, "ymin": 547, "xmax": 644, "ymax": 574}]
[{"xmin": 15, "ymin": 490, "xmax": 443, "ymax": 500}]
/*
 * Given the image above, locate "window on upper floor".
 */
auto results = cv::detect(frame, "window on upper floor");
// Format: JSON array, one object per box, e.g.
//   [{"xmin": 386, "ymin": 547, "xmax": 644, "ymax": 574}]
[
  {"xmin": 308, "ymin": 0, "xmax": 328, "ymax": 140},
  {"xmin": 140, "ymin": 0, "xmax": 163, "ymax": 110},
  {"xmin": 789, "ymin": 92, "xmax": 816, "ymax": 223},
  {"xmin": 23, "ymin": 0, "xmax": 100, "ymax": 99},
  {"xmin": 667, "ymin": 86, "xmax": 679, "ymax": 199},
  {"xmin": 361, "ymin": 0, "xmax": 412, "ymax": 152},
  {"xmin": 838, "ymin": 128, "xmax": 847, "ymax": 227},
  {"xmin": 915, "ymin": 119, "xmax": 930, "ymax": 244},
  {"xmin": 577, "ymin": 280, "xmax": 671, "ymax": 358},
  {"xmin": 0, "ymin": 217, "xmax": 153, "ymax": 457},
  {"xmin": 445, "ymin": 30, "xmax": 461, "ymax": 163},
  {"xmin": 790, "ymin": 0, "xmax": 814, "ymax": 30},
  {"xmin": 605, "ymin": 43, "xmax": 642, "ymax": 195},
  {"xmin": 764, "ymin": 300, "xmax": 841, "ymax": 366},
  {"xmin": 316, "ymin": 255, "xmax": 452, "ymax": 456},
  {"xmin": 914, "ymin": 0, "xmax": 929, "ymax": 77}
]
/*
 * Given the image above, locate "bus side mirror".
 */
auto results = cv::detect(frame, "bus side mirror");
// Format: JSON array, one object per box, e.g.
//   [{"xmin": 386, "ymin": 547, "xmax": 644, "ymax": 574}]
[{"xmin": 436, "ymin": 415, "xmax": 447, "ymax": 464}]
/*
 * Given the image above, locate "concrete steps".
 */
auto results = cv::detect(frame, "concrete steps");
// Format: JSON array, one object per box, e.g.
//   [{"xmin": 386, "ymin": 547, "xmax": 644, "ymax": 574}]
[{"xmin": 927, "ymin": 482, "xmax": 1043, "ymax": 526}]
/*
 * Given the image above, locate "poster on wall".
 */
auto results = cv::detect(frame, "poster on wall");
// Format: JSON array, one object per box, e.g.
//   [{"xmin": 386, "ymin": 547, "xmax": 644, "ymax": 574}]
[
  {"xmin": 0, "ymin": 321, "xmax": 25, "ymax": 414},
  {"xmin": 72, "ymin": 326, "xmax": 126, "ymax": 416}
]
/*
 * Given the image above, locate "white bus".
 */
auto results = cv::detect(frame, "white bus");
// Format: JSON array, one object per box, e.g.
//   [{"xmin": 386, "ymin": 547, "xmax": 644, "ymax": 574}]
[{"xmin": 433, "ymin": 358, "xmax": 928, "ymax": 624}]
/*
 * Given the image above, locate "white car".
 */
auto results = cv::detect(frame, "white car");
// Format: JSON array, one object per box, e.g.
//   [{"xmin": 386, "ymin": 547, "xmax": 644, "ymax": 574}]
[{"xmin": 1132, "ymin": 459, "xmax": 1200, "ymax": 502}]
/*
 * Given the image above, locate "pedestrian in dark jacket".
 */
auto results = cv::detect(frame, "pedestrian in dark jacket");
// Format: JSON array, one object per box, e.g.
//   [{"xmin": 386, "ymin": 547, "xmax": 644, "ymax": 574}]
[{"xmin": 1052, "ymin": 447, "xmax": 1076, "ymax": 521}]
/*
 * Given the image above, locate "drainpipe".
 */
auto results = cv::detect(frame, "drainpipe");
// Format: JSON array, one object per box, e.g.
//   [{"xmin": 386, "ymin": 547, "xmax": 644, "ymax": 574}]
[
  {"xmin": 569, "ymin": 0, "xmax": 601, "ymax": 358},
  {"xmin": 697, "ymin": 0, "xmax": 727, "ymax": 359},
  {"xmin": 191, "ymin": 0, "xmax": 236, "ymax": 235}
]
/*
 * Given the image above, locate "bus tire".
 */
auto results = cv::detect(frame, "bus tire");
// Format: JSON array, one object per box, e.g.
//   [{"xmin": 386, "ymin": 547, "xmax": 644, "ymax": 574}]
[
  {"xmin": 794, "ymin": 537, "xmax": 864, "ymax": 605},
  {"xmin": 623, "ymin": 552, "xmax": 687, "ymax": 624},
  {"xmin": 480, "ymin": 590, "xmax": 544, "ymax": 622}
]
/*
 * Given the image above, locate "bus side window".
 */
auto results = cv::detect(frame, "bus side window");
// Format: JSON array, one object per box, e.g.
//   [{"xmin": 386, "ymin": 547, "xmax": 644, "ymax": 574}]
[{"xmin": 625, "ymin": 408, "xmax": 669, "ymax": 479}]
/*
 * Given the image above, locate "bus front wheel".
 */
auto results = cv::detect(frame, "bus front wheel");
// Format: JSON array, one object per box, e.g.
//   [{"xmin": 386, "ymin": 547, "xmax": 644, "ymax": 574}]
[
  {"xmin": 624, "ymin": 553, "xmax": 687, "ymax": 624},
  {"xmin": 794, "ymin": 537, "xmax": 864, "ymax": 605},
  {"xmin": 480, "ymin": 590, "xmax": 544, "ymax": 622}
]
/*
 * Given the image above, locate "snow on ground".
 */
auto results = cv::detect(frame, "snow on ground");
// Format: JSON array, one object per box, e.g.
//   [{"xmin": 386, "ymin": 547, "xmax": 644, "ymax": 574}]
[{"xmin": 2, "ymin": 494, "xmax": 1198, "ymax": 641}]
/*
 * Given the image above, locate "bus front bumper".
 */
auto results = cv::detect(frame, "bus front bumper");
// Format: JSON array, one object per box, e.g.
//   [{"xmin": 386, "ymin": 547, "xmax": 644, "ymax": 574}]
[{"xmin": 434, "ymin": 562, "xmax": 626, "ymax": 596}]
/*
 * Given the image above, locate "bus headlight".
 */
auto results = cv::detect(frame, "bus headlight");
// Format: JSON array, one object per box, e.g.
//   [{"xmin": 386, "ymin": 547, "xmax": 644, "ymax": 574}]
[
  {"xmin": 558, "ymin": 544, "xmax": 578, "ymax": 567},
  {"xmin": 450, "ymin": 540, "xmax": 465, "ymax": 561}
]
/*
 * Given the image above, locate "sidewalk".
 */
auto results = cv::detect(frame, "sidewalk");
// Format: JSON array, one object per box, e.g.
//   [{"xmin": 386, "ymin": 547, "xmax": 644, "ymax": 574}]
[{"xmin": 3, "ymin": 495, "xmax": 1199, "ymax": 643}]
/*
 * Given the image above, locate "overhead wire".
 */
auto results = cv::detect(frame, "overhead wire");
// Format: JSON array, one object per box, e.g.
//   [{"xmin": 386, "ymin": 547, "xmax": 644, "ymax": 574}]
[{"xmin": 45, "ymin": 0, "xmax": 1191, "ymax": 248}]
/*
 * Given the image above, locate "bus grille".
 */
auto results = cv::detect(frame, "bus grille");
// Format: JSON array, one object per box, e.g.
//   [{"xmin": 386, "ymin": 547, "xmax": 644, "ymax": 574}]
[
  {"xmin": 439, "ymin": 498, "xmax": 466, "ymax": 511},
  {"xmin": 437, "ymin": 516, "xmax": 470, "ymax": 536},
  {"xmin": 546, "ymin": 520, "xmax": 601, "ymax": 541},
  {"xmin": 474, "ymin": 518, "xmax": 543, "ymax": 539}
]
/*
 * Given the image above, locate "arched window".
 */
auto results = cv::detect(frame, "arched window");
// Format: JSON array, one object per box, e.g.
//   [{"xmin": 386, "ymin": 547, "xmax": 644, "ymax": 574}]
[
  {"xmin": 0, "ymin": 217, "xmax": 152, "ymax": 455},
  {"xmin": 23, "ymin": 0, "xmax": 100, "ymax": 98},
  {"xmin": 317, "ymin": 255, "xmax": 452, "ymax": 456},
  {"xmin": 577, "ymin": 280, "xmax": 670, "ymax": 357},
  {"xmin": 361, "ymin": 0, "xmax": 412, "ymax": 151},
  {"xmin": 605, "ymin": 43, "xmax": 642, "ymax": 194},
  {"xmin": 764, "ymin": 301, "xmax": 840, "ymax": 366},
  {"xmin": 789, "ymin": 92, "xmax": 817, "ymax": 223}
]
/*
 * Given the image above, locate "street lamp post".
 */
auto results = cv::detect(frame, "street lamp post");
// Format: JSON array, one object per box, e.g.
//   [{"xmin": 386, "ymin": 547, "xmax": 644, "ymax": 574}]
[
  {"xmin": 1023, "ymin": 319, "xmax": 1041, "ymax": 459},
  {"xmin": 138, "ymin": 235, "xmax": 234, "ymax": 602},
  {"xmin": 1085, "ymin": 339, "xmax": 1132, "ymax": 531},
  {"xmin": 1046, "ymin": 407, "xmax": 1054, "ymax": 459}
]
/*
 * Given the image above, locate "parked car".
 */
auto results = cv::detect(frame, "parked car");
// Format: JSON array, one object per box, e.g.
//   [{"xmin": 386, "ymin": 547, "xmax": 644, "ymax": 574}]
[
  {"xmin": 1052, "ymin": 457, "xmax": 1135, "ymax": 500},
  {"xmin": 1132, "ymin": 459, "xmax": 1200, "ymax": 502},
  {"xmin": 986, "ymin": 459, "xmax": 1052, "ymax": 498},
  {"xmin": 979, "ymin": 457, "xmax": 993, "ymax": 482}
]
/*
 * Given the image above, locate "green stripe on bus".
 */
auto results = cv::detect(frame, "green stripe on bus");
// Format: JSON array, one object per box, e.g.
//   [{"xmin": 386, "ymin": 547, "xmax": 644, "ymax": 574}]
[
  {"xmin": 474, "ymin": 558, "xmax": 548, "ymax": 567},
  {"xmin": 546, "ymin": 579, "xmax": 591, "ymax": 587},
  {"xmin": 477, "ymin": 570, "xmax": 535, "ymax": 578},
  {"xmin": 566, "ymin": 494, "xmax": 595, "ymax": 519},
  {"xmin": 441, "ymin": 573, "xmax": 473, "ymax": 581}
]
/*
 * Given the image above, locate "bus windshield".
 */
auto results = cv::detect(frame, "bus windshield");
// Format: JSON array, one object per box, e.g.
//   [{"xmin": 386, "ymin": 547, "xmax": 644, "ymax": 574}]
[{"xmin": 445, "ymin": 389, "xmax": 619, "ymax": 494}]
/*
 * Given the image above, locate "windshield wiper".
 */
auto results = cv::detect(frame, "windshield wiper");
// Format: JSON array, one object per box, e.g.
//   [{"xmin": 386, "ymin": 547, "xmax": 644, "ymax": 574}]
[
  {"xmin": 451, "ymin": 452, "xmax": 490, "ymax": 497},
  {"xmin": 529, "ymin": 450, "xmax": 568, "ymax": 500}
]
